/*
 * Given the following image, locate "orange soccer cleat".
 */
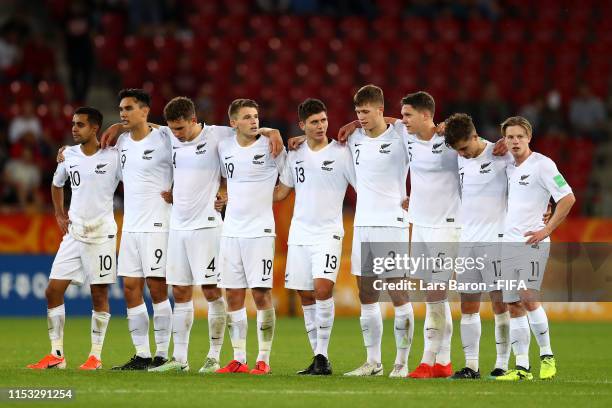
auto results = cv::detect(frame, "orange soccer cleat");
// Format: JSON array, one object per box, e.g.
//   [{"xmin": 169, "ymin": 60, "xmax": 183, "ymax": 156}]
[
  {"xmin": 432, "ymin": 363, "xmax": 453, "ymax": 378},
  {"xmin": 215, "ymin": 360, "xmax": 250, "ymax": 374},
  {"xmin": 249, "ymin": 361, "xmax": 271, "ymax": 375},
  {"xmin": 408, "ymin": 363, "xmax": 434, "ymax": 378},
  {"xmin": 79, "ymin": 355, "xmax": 102, "ymax": 370},
  {"xmin": 27, "ymin": 354, "xmax": 66, "ymax": 370}
]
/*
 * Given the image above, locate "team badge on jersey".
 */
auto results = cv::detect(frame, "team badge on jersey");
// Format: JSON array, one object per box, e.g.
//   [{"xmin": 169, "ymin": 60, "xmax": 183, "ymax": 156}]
[
  {"xmin": 321, "ymin": 160, "xmax": 335, "ymax": 171},
  {"xmin": 95, "ymin": 163, "xmax": 108, "ymax": 174},
  {"xmin": 196, "ymin": 143, "xmax": 207, "ymax": 155},
  {"xmin": 432, "ymin": 142, "xmax": 444, "ymax": 154},
  {"xmin": 142, "ymin": 149, "xmax": 155, "ymax": 160},
  {"xmin": 253, "ymin": 154, "xmax": 265, "ymax": 164}
]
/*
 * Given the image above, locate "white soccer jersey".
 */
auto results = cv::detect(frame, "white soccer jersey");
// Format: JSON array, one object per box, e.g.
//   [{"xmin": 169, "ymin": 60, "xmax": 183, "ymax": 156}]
[
  {"xmin": 219, "ymin": 135, "xmax": 286, "ymax": 238},
  {"xmin": 348, "ymin": 125, "xmax": 410, "ymax": 227},
  {"xmin": 52, "ymin": 145, "xmax": 121, "ymax": 243},
  {"xmin": 395, "ymin": 122, "xmax": 461, "ymax": 228},
  {"xmin": 116, "ymin": 128, "xmax": 173, "ymax": 232},
  {"xmin": 458, "ymin": 141, "xmax": 513, "ymax": 242},
  {"xmin": 160, "ymin": 124, "xmax": 234, "ymax": 230},
  {"xmin": 504, "ymin": 152, "xmax": 573, "ymax": 242},
  {"xmin": 280, "ymin": 140, "xmax": 355, "ymax": 244}
]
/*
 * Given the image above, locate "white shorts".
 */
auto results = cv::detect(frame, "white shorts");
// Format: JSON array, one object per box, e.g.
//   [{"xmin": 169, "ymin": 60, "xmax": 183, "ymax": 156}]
[
  {"xmin": 501, "ymin": 242, "xmax": 550, "ymax": 303},
  {"xmin": 50, "ymin": 234, "xmax": 117, "ymax": 286},
  {"xmin": 410, "ymin": 225, "xmax": 461, "ymax": 283},
  {"xmin": 118, "ymin": 232, "xmax": 169, "ymax": 279},
  {"xmin": 218, "ymin": 236, "xmax": 275, "ymax": 289},
  {"xmin": 285, "ymin": 239, "xmax": 343, "ymax": 290},
  {"xmin": 166, "ymin": 227, "xmax": 221, "ymax": 286},
  {"xmin": 351, "ymin": 226, "xmax": 409, "ymax": 278},
  {"xmin": 455, "ymin": 243, "xmax": 502, "ymax": 293}
]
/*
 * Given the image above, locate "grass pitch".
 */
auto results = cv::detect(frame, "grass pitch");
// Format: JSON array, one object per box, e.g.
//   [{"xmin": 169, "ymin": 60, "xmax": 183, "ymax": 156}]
[{"xmin": 1, "ymin": 317, "xmax": 611, "ymax": 407}]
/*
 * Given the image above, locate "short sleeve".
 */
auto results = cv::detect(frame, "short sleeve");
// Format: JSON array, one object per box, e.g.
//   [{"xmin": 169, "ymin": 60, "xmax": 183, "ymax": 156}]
[
  {"xmin": 538, "ymin": 157, "xmax": 573, "ymax": 202},
  {"xmin": 274, "ymin": 147, "xmax": 287, "ymax": 174},
  {"xmin": 279, "ymin": 154, "xmax": 294, "ymax": 188},
  {"xmin": 342, "ymin": 146, "xmax": 356, "ymax": 188},
  {"xmin": 52, "ymin": 162, "xmax": 68, "ymax": 187},
  {"xmin": 215, "ymin": 125, "xmax": 236, "ymax": 139}
]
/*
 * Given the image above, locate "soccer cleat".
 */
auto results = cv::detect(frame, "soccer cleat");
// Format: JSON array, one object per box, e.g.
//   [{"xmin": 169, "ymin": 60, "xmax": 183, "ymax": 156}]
[
  {"xmin": 27, "ymin": 354, "xmax": 66, "ymax": 370},
  {"xmin": 296, "ymin": 359, "xmax": 315, "ymax": 375},
  {"xmin": 389, "ymin": 364, "xmax": 408, "ymax": 378},
  {"xmin": 433, "ymin": 362, "xmax": 453, "ymax": 378},
  {"xmin": 111, "ymin": 355, "xmax": 152, "ymax": 370},
  {"xmin": 249, "ymin": 361, "xmax": 271, "ymax": 375},
  {"xmin": 215, "ymin": 360, "xmax": 249, "ymax": 374},
  {"xmin": 344, "ymin": 362, "xmax": 383, "ymax": 377},
  {"xmin": 198, "ymin": 357, "xmax": 220, "ymax": 374},
  {"xmin": 408, "ymin": 363, "xmax": 434, "ymax": 378},
  {"xmin": 148, "ymin": 358, "xmax": 189, "ymax": 372},
  {"xmin": 312, "ymin": 354, "xmax": 332, "ymax": 375},
  {"xmin": 489, "ymin": 368, "xmax": 507, "ymax": 378},
  {"xmin": 450, "ymin": 367, "xmax": 481, "ymax": 380},
  {"xmin": 539, "ymin": 355, "xmax": 556, "ymax": 380},
  {"xmin": 495, "ymin": 366, "xmax": 534, "ymax": 381},
  {"xmin": 150, "ymin": 356, "xmax": 168, "ymax": 368},
  {"xmin": 79, "ymin": 355, "xmax": 102, "ymax": 370}
]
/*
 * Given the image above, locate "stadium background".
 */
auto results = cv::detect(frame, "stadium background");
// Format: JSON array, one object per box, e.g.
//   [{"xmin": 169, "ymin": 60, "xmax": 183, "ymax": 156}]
[{"xmin": 1, "ymin": 0, "xmax": 611, "ymax": 320}]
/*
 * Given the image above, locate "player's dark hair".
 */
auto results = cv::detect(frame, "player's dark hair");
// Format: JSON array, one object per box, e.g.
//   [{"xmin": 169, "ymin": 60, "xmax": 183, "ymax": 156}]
[
  {"xmin": 118, "ymin": 88, "xmax": 151, "ymax": 107},
  {"xmin": 401, "ymin": 91, "xmax": 435, "ymax": 116},
  {"xmin": 164, "ymin": 96, "xmax": 196, "ymax": 122},
  {"xmin": 353, "ymin": 84, "xmax": 384, "ymax": 107},
  {"xmin": 500, "ymin": 116, "xmax": 533, "ymax": 138},
  {"xmin": 298, "ymin": 98, "xmax": 327, "ymax": 122},
  {"xmin": 228, "ymin": 98, "xmax": 259, "ymax": 119},
  {"xmin": 74, "ymin": 106, "xmax": 103, "ymax": 131},
  {"xmin": 444, "ymin": 113, "xmax": 476, "ymax": 148}
]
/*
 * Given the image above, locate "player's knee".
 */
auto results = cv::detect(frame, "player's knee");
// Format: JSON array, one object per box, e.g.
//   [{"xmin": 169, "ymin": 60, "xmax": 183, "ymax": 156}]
[
  {"xmin": 252, "ymin": 289, "xmax": 272, "ymax": 308},
  {"xmin": 297, "ymin": 290, "xmax": 315, "ymax": 305},
  {"xmin": 461, "ymin": 301, "xmax": 480, "ymax": 314},
  {"xmin": 201, "ymin": 285, "xmax": 222, "ymax": 302},
  {"xmin": 45, "ymin": 285, "xmax": 57, "ymax": 301},
  {"xmin": 492, "ymin": 301, "xmax": 508, "ymax": 315},
  {"xmin": 172, "ymin": 286, "xmax": 192, "ymax": 303},
  {"xmin": 508, "ymin": 301, "xmax": 525, "ymax": 317}
]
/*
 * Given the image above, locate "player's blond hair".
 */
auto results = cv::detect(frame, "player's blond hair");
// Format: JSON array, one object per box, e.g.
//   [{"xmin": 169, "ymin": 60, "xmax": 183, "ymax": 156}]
[
  {"xmin": 353, "ymin": 84, "xmax": 384, "ymax": 107},
  {"xmin": 500, "ymin": 116, "xmax": 533, "ymax": 138},
  {"xmin": 228, "ymin": 99, "xmax": 259, "ymax": 120}
]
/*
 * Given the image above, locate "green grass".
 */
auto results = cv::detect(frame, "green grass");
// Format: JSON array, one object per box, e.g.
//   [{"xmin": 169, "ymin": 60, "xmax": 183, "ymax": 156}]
[{"xmin": 0, "ymin": 317, "xmax": 611, "ymax": 407}]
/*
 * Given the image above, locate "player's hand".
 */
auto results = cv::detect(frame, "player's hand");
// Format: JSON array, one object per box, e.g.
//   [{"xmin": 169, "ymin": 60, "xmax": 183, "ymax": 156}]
[
  {"xmin": 100, "ymin": 123, "xmax": 123, "ymax": 148},
  {"xmin": 524, "ymin": 227, "xmax": 551, "ymax": 245},
  {"xmin": 492, "ymin": 138, "xmax": 508, "ymax": 156},
  {"xmin": 435, "ymin": 122, "xmax": 446, "ymax": 135},
  {"xmin": 401, "ymin": 197, "xmax": 409, "ymax": 211},
  {"xmin": 337, "ymin": 120, "xmax": 360, "ymax": 144},
  {"xmin": 55, "ymin": 212, "xmax": 69, "ymax": 235},
  {"xmin": 543, "ymin": 203, "xmax": 552, "ymax": 224},
  {"xmin": 287, "ymin": 136, "xmax": 306, "ymax": 151},
  {"xmin": 214, "ymin": 192, "xmax": 227, "ymax": 211},
  {"xmin": 56, "ymin": 146, "xmax": 67, "ymax": 163},
  {"xmin": 161, "ymin": 190, "xmax": 173, "ymax": 204}
]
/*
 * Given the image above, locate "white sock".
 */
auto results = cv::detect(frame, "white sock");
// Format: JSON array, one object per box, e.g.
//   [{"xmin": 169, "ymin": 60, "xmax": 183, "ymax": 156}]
[
  {"xmin": 302, "ymin": 304, "xmax": 317, "ymax": 354},
  {"xmin": 47, "ymin": 304, "xmax": 65, "ymax": 357},
  {"xmin": 393, "ymin": 303, "xmax": 414, "ymax": 367},
  {"xmin": 90, "ymin": 310, "xmax": 110, "ymax": 359},
  {"xmin": 256, "ymin": 308, "xmax": 276, "ymax": 365},
  {"xmin": 171, "ymin": 301, "xmax": 194, "ymax": 364},
  {"xmin": 460, "ymin": 312, "xmax": 481, "ymax": 372},
  {"xmin": 360, "ymin": 303, "xmax": 382, "ymax": 364},
  {"xmin": 228, "ymin": 308, "xmax": 248, "ymax": 363},
  {"xmin": 436, "ymin": 300, "xmax": 453, "ymax": 366},
  {"xmin": 127, "ymin": 303, "xmax": 151, "ymax": 358},
  {"xmin": 527, "ymin": 306, "xmax": 553, "ymax": 356},
  {"xmin": 207, "ymin": 297, "xmax": 227, "ymax": 361},
  {"xmin": 421, "ymin": 301, "xmax": 445, "ymax": 365},
  {"xmin": 314, "ymin": 298, "xmax": 335, "ymax": 358},
  {"xmin": 152, "ymin": 299, "xmax": 172, "ymax": 359},
  {"xmin": 510, "ymin": 315, "xmax": 531, "ymax": 370},
  {"xmin": 494, "ymin": 311, "xmax": 511, "ymax": 370}
]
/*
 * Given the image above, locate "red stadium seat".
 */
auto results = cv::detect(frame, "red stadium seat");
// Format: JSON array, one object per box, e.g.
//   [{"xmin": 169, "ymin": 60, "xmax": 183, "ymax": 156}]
[
  {"xmin": 278, "ymin": 15, "xmax": 305, "ymax": 39},
  {"xmin": 466, "ymin": 17, "xmax": 494, "ymax": 45},
  {"xmin": 401, "ymin": 17, "xmax": 430, "ymax": 43},
  {"xmin": 434, "ymin": 17, "xmax": 462, "ymax": 43}
]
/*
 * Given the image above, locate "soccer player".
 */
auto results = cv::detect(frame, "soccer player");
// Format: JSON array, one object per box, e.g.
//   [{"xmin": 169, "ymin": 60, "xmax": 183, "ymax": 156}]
[
  {"xmin": 442, "ymin": 113, "xmax": 513, "ymax": 379},
  {"xmin": 273, "ymin": 98, "xmax": 355, "ymax": 375},
  {"xmin": 111, "ymin": 89, "xmax": 174, "ymax": 370},
  {"xmin": 215, "ymin": 99, "xmax": 286, "ymax": 375},
  {"xmin": 27, "ymin": 107, "xmax": 120, "ymax": 370},
  {"xmin": 496, "ymin": 116, "xmax": 575, "ymax": 381}
]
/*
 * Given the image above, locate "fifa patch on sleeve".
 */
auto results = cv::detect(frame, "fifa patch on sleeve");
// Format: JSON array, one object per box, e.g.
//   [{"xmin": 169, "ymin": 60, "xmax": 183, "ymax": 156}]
[{"xmin": 553, "ymin": 174, "xmax": 567, "ymax": 188}]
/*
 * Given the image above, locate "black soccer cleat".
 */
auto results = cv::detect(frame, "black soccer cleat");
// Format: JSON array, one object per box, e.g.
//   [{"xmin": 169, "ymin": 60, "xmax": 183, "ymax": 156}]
[
  {"xmin": 489, "ymin": 368, "xmax": 507, "ymax": 378},
  {"xmin": 111, "ymin": 355, "xmax": 152, "ymax": 370},
  {"xmin": 150, "ymin": 356, "xmax": 168, "ymax": 368},
  {"xmin": 312, "ymin": 354, "xmax": 332, "ymax": 375},
  {"xmin": 450, "ymin": 367, "xmax": 481, "ymax": 380},
  {"xmin": 296, "ymin": 359, "xmax": 315, "ymax": 375}
]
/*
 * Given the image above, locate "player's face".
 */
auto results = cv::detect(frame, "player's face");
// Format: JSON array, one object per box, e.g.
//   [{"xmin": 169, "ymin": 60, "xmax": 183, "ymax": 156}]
[
  {"xmin": 231, "ymin": 107, "xmax": 259, "ymax": 137},
  {"xmin": 167, "ymin": 117, "xmax": 197, "ymax": 142},
  {"xmin": 300, "ymin": 111, "xmax": 328, "ymax": 142},
  {"xmin": 119, "ymin": 97, "xmax": 149, "ymax": 129},
  {"xmin": 355, "ymin": 103, "xmax": 383, "ymax": 132},
  {"xmin": 71, "ymin": 114, "xmax": 97, "ymax": 144},
  {"xmin": 400, "ymin": 104, "xmax": 425, "ymax": 133},
  {"xmin": 452, "ymin": 134, "xmax": 480, "ymax": 158},
  {"xmin": 505, "ymin": 125, "xmax": 531, "ymax": 158}
]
